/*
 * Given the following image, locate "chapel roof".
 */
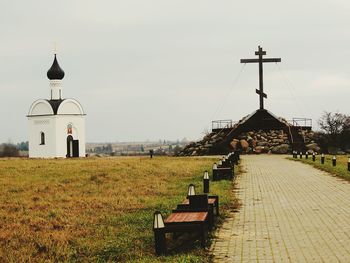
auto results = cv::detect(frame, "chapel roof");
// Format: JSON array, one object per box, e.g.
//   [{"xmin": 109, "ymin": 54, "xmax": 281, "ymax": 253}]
[{"xmin": 47, "ymin": 54, "xmax": 65, "ymax": 80}]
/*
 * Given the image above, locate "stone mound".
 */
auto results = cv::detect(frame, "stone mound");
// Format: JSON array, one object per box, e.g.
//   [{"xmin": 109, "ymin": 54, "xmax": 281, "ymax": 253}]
[{"xmin": 177, "ymin": 109, "xmax": 319, "ymax": 156}]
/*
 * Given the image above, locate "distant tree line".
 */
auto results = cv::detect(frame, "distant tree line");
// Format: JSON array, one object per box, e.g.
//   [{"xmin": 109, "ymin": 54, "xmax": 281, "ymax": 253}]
[
  {"xmin": 317, "ymin": 111, "xmax": 350, "ymax": 153},
  {"xmin": 17, "ymin": 141, "xmax": 29, "ymax": 151},
  {"xmin": 91, "ymin": 144, "xmax": 113, "ymax": 154},
  {"xmin": 0, "ymin": 143, "xmax": 19, "ymax": 157},
  {"xmin": 0, "ymin": 141, "xmax": 28, "ymax": 157},
  {"xmin": 86, "ymin": 142, "xmax": 184, "ymax": 156}
]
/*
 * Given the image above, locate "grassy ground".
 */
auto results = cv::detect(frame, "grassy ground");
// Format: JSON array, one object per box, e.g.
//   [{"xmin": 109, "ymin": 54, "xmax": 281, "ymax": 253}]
[
  {"xmin": 290, "ymin": 154, "xmax": 350, "ymax": 181},
  {"xmin": 0, "ymin": 156, "xmax": 236, "ymax": 262}
]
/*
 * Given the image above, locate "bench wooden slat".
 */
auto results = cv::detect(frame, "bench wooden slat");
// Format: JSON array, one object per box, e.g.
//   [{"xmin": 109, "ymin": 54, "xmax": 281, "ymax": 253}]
[
  {"xmin": 164, "ymin": 212, "xmax": 207, "ymax": 223},
  {"xmin": 182, "ymin": 198, "xmax": 216, "ymax": 205}
]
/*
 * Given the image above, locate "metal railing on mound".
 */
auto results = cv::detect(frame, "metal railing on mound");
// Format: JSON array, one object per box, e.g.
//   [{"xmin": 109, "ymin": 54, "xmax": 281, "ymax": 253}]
[
  {"xmin": 287, "ymin": 118, "xmax": 312, "ymax": 129},
  {"xmin": 211, "ymin": 120, "xmax": 237, "ymax": 131},
  {"xmin": 212, "ymin": 117, "xmax": 312, "ymax": 131}
]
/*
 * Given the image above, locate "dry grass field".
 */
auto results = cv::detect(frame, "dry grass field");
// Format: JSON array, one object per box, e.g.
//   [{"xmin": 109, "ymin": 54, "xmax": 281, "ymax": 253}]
[{"xmin": 0, "ymin": 156, "xmax": 235, "ymax": 262}]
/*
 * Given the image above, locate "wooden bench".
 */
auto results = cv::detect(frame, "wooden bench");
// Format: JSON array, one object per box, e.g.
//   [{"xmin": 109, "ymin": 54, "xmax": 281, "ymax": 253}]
[
  {"xmin": 178, "ymin": 195, "xmax": 219, "ymax": 227},
  {"xmin": 181, "ymin": 196, "xmax": 219, "ymax": 214},
  {"xmin": 230, "ymin": 152, "xmax": 239, "ymax": 164},
  {"xmin": 174, "ymin": 194, "xmax": 212, "ymax": 226},
  {"xmin": 164, "ymin": 211, "xmax": 208, "ymax": 247},
  {"xmin": 213, "ymin": 167, "xmax": 233, "ymax": 181},
  {"xmin": 153, "ymin": 172, "xmax": 225, "ymax": 255},
  {"xmin": 153, "ymin": 210, "xmax": 209, "ymax": 255},
  {"xmin": 220, "ymin": 159, "xmax": 232, "ymax": 168}
]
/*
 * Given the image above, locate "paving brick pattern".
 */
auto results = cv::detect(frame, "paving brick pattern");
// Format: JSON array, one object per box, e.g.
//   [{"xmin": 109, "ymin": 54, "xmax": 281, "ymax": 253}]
[{"xmin": 211, "ymin": 155, "xmax": 350, "ymax": 262}]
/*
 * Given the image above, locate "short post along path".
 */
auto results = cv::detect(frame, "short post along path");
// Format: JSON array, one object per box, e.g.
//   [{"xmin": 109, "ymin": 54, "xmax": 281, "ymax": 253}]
[{"xmin": 211, "ymin": 155, "xmax": 350, "ymax": 262}]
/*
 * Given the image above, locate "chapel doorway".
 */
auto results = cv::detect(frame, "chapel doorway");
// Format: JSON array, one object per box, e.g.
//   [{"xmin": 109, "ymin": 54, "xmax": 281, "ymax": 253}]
[{"xmin": 67, "ymin": 135, "xmax": 79, "ymax": 157}]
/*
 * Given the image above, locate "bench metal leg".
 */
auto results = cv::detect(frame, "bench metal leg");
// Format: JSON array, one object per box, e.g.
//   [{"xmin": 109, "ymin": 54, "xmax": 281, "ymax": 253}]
[
  {"xmin": 154, "ymin": 229, "xmax": 166, "ymax": 255},
  {"xmin": 200, "ymin": 224, "xmax": 206, "ymax": 248}
]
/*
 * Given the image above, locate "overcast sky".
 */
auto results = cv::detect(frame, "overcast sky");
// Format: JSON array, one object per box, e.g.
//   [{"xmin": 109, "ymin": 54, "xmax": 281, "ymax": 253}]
[{"xmin": 1, "ymin": 0, "xmax": 349, "ymax": 143}]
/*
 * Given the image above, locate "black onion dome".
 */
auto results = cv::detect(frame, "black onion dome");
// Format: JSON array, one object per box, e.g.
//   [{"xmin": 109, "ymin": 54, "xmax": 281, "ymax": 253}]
[{"xmin": 47, "ymin": 54, "xmax": 65, "ymax": 80}]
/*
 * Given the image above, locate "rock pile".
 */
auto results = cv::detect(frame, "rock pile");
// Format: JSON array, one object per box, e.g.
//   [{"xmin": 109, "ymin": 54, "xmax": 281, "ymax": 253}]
[
  {"xmin": 178, "ymin": 129, "xmax": 320, "ymax": 156},
  {"xmin": 177, "ymin": 109, "xmax": 320, "ymax": 156},
  {"xmin": 301, "ymin": 130, "xmax": 321, "ymax": 153},
  {"xmin": 231, "ymin": 130, "xmax": 291, "ymax": 154}
]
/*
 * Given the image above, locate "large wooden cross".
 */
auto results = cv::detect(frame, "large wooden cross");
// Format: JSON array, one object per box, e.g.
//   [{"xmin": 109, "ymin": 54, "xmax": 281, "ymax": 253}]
[{"xmin": 241, "ymin": 46, "xmax": 281, "ymax": 110}]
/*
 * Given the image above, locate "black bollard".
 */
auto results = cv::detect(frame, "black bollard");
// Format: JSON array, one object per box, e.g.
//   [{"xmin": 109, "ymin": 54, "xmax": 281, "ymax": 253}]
[
  {"xmin": 312, "ymin": 152, "xmax": 316, "ymax": 162},
  {"xmin": 321, "ymin": 154, "xmax": 325, "ymax": 164},
  {"xmin": 153, "ymin": 211, "xmax": 166, "ymax": 255},
  {"xmin": 203, "ymin": 171, "xmax": 210, "ymax": 194},
  {"xmin": 305, "ymin": 152, "xmax": 308, "ymax": 159},
  {"xmin": 348, "ymin": 157, "xmax": 350, "ymax": 172},
  {"xmin": 299, "ymin": 152, "xmax": 303, "ymax": 159},
  {"xmin": 332, "ymin": 156, "xmax": 336, "ymax": 167},
  {"xmin": 212, "ymin": 163, "xmax": 218, "ymax": 181}
]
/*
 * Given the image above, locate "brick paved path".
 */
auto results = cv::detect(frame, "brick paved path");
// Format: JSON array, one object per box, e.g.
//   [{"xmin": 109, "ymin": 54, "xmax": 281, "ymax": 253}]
[{"xmin": 211, "ymin": 155, "xmax": 350, "ymax": 262}]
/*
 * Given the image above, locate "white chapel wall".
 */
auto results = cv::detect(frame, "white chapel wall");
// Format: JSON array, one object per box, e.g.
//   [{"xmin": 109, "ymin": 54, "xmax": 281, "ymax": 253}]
[{"xmin": 28, "ymin": 116, "xmax": 57, "ymax": 158}]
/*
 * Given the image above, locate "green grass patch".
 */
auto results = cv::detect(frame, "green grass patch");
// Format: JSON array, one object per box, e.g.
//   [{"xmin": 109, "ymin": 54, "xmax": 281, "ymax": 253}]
[
  {"xmin": 0, "ymin": 156, "xmax": 237, "ymax": 262},
  {"xmin": 289, "ymin": 155, "xmax": 350, "ymax": 181}
]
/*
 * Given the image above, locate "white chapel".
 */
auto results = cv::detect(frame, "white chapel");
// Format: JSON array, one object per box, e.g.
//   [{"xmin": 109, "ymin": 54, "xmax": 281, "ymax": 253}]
[{"xmin": 27, "ymin": 54, "xmax": 86, "ymax": 158}]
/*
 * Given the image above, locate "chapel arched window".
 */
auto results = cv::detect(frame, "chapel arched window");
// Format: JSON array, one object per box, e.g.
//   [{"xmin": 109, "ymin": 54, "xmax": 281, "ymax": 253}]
[{"xmin": 40, "ymin": 132, "xmax": 45, "ymax": 145}]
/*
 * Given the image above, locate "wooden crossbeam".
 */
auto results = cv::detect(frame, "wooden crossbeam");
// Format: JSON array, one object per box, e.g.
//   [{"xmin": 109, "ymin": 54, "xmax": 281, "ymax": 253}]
[{"xmin": 240, "ymin": 58, "xmax": 281, "ymax": 63}]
